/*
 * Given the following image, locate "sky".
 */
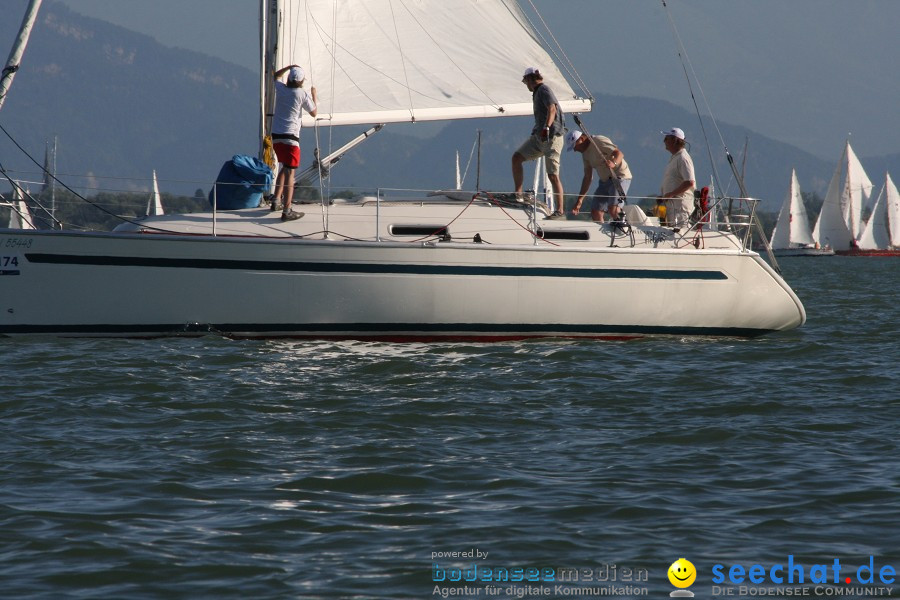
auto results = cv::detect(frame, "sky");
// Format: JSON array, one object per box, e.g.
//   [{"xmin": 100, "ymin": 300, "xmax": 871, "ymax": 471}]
[{"xmin": 45, "ymin": 0, "xmax": 900, "ymax": 161}]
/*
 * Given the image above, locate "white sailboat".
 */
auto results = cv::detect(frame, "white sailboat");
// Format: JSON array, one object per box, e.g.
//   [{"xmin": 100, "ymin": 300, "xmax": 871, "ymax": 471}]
[
  {"xmin": 855, "ymin": 173, "xmax": 900, "ymax": 256},
  {"xmin": 2, "ymin": 185, "xmax": 35, "ymax": 230},
  {"xmin": 812, "ymin": 141, "xmax": 874, "ymax": 253},
  {"xmin": 145, "ymin": 170, "xmax": 164, "ymax": 217},
  {"xmin": 0, "ymin": 0, "xmax": 805, "ymax": 339},
  {"xmin": 770, "ymin": 169, "xmax": 832, "ymax": 256}
]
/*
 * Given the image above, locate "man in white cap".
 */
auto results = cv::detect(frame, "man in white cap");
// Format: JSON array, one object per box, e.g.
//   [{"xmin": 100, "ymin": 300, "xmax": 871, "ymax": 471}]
[
  {"xmin": 565, "ymin": 129, "xmax": 632, "ymax": 222},
  {"xmin": 658, "ymin": 127, "xmax": 695, "ymax": 228},
  {"xmin": 511, "ymin": 67, "xmax": 565, "ymax": 219},
  {"xmin": 270, "ymin": 64, "xmax": 318, "ymax": 221}
]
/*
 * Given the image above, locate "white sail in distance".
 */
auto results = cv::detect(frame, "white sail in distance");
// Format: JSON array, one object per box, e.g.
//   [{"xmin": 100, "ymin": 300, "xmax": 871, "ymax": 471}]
[
  {"xmin": 771, "ymin": 169, "xmax": 815, "ymax": 249},
  {"xmin": 146, "ymin": 170, "xmax": 164, "ymax": 216},
  {"xmin": 858, "ymin": 177, "xmax": 890, "ymax": 250},
  {"xmin": 843, "ymin": 143, "xmax": 873, "ymax": 239},
  {"xmin": 266, "ymin": 0, "xmax": 592, "ymax": 128},
  {"xmin": 887, "ymin": 173, "xmax": 900, "ymax": 248},
  {"xmin": 813, "ymin": 144, "xmax": 852, "ymax": 250},
  {"xmin": 813, "ymin": 141, "xmax": 873, "ymax": 250},
  {"xmin": 861, "ymin": 172, "xmax": 900, "ymax": 249}
]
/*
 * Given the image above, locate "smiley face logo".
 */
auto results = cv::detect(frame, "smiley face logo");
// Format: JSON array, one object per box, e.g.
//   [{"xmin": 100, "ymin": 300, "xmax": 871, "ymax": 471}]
[{"xmin": 668, "ymin": 558, "xmax": 696, "ymax": 588}]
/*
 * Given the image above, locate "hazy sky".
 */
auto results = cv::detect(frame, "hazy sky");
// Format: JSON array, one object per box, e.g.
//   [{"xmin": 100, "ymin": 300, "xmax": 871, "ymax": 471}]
[{"xmin": 45, "ymin": 0, "xmax": 900, "ymax": 160}]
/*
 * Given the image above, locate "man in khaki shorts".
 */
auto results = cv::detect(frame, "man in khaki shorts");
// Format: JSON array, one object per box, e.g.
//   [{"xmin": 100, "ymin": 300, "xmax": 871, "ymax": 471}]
[{"xmin": 511, "ymin": 67, "xmax": 565, "ymax": 219}]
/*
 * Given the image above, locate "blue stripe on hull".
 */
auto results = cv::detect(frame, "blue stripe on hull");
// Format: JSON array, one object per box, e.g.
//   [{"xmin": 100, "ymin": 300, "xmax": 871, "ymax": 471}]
[{"xmin": 24, "ymin": 253, "xmax": 727, "ymax": 280}]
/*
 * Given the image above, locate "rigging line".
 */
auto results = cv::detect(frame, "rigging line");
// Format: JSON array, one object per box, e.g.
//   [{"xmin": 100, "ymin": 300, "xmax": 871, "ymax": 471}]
[
  {"xmin": 460, "ymin": 135, "xmax": 478, "ymax": 188},
  {"xmin": 289, "ymin": 0, "xmax": 300, "ymax": 62},
  {"xmin": 660, "ymin": 0, "xmax": 723, "ymax": 194},
  {"xmin": 405, "ymin": 194, "xmax": 479, "ymax": 243},
  {"xmin": 387, "ymin": 0, "xmax": 416, "ymax": 121},
  {"xmin": 522, "ymin": 0, "xmax": 592, "ymax": 99},
  {"xmin": 303, "ymin": 0, "xmax": 314, "ymax": 78},
  {"xmin": 314, "ymin": 119, "xmax": 328, "ymax": 234},
  {"xmin": 324, "ymin": 0, "xmax": 336, "ymax": 208},
  {"xmin": 302, "ymin": 0, "xmax": 331, "ymax": 217},
  {"xmin": 482, "ymin": 191, "xmax": 560, "ymax": 246},
  {"xmin": 0, "ymin": 165, "xmax": 61, "ymax": 228},
  {"xmin": 0, "ymin": 120, "xmax": 198, "ymax": 235}
]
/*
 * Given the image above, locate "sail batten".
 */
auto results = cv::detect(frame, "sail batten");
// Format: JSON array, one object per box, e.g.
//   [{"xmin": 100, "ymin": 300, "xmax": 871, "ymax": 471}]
[{"xmin": 269, "ymin": 0, "xmax": 591, "ymax": 128}]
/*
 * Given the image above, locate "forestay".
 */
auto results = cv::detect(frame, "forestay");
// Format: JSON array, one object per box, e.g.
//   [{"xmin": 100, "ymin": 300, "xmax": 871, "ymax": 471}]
[{"xmin": 264, "ymin": 0, "xmax": 592, "ymax": 127}]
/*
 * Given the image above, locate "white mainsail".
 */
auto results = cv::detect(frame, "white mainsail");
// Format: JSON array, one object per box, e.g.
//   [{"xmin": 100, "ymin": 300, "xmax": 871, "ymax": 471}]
[
  {"xmin": 860, "ymin": 172, "xmax": 900, "ymax": 250},
  {"xmin": 266, "ymin": 0, "xmax": 592, "ymax": 128},
  {"xmin": 145, "ymin": 170, "xmax": 164, "ymax": 216},
  {"xmin": 5, "ymin": 185, "xmax": 35, "ymax": 229},
  {"xmin": 858, "ymin": 177, "xmax": 890, "ymax": 250},
  {"xmin": 812, "ymin": 141, "xmax": 873, "ymax": 250},
  {"xmin": 771, "ymin": 169, "xmax": 814, "ymax": 249},
  {"xmin": 887, "ymin": 173, "xmax": 900, "ymax": 248},
  {"xmin": 843, "ymin": 142, "xmax": 873, "ymax": 238}
]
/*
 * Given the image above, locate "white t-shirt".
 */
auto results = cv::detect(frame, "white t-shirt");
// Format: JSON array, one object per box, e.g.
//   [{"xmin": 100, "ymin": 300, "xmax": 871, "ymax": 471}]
[
  {"xmin": 661, "ymin": 148, "xmax": 695, "ymax": 200},
  {"xmin": 661, "ymin": 148, "xmax": 696, "ymax": 224},
  {"xmin": 272, "ymin": 81, "xmax": 316, "ymax": 143}
]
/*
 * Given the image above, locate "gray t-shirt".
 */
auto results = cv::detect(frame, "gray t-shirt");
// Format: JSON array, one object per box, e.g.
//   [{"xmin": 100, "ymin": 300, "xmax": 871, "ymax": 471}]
[{"xmin": 531, "ymin": 83, "xmax": 563, "ymax": 137}]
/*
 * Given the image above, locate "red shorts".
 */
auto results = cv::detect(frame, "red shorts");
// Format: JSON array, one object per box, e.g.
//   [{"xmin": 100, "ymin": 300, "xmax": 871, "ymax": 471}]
[{"xmin": 274, "ymin": 143, "xmax": 300, "ymax": 169}]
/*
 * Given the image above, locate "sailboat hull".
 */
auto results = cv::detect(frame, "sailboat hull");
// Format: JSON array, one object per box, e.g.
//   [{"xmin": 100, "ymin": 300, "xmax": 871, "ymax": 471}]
[
  {"xmin": 836, "ymin": 248, "xmax": 900, "ymax": 257},
  {"xmin": 0, "ymin": 227, "xmax": 805, "ymax": 339},
  {"xmin": 773, "ymin": 247, "xmax": 834, "ymax": 257}
]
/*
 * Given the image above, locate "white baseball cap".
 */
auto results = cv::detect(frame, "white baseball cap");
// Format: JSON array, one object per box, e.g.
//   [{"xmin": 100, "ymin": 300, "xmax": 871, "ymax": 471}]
[
  {"xmin": 661, "ymin": 127, "xmax": 685, "ymax": 140},
  {"xmin": 288, "ymin": 66, "xmax": 305, "ymax": 83},
  {"xmin": 565, "ymin": 130, "xmax": 583, "ymax": 151},
  {"xmin": 522, "ymin": 66, "xmax": 540, "ymax": 78}
]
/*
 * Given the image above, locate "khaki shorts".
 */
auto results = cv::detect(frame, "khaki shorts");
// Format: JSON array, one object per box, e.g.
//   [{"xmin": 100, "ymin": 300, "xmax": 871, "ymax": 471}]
[{"xmin": 515, "ymin": 134, "xmax": 564, "ymax": 175}]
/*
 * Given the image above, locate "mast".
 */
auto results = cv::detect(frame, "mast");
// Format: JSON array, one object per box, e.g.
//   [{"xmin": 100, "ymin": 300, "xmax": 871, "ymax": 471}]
[
  {"xmin": 259, "ymin": 0, "xmax": 281, "ymax": 160},
  {"xmin": 0, "ymin": 0, "xmax": 43, "ymax": 112}
]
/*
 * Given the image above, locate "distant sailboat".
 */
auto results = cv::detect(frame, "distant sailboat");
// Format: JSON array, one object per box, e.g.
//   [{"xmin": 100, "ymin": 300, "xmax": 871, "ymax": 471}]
[
  {"xmin": 770, "ymin": 169, "xmax": 832, "ymax": 256},
  {"xmin": 145, "ymin": 170, "xmax": 164, "ymax": 216},
  {"xmin": 3, "ymin": 185, "xmax": 35, "ymax": 229},
  {"xmin": 812, "ymin": 141, "xmax": 874, "ymax": 252},
  {"xmin": 853, "ymin": 173, "xmax": 900, "ymax": 256}
]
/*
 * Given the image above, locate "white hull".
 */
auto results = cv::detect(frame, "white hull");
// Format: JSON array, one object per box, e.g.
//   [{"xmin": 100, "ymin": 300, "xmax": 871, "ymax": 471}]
[
  {"xmin": 0, "ymin": 200, "xmax": 806, "ymax": 339},
  {"xmin": 772, "ymin": 247, "xmax": 834, "ymax": 257}
]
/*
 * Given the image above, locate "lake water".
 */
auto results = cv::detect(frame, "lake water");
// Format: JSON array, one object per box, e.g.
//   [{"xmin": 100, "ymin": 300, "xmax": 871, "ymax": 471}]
[{"xmin": 2, "ymin": 257, "xmax": 898, "ymax": 599}]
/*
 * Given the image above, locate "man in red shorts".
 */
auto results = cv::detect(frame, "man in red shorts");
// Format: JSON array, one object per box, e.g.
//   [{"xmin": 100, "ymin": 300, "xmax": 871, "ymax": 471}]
[{"xmin": 271, "ymin": 65, "xmax": 318, "ymax": 221}]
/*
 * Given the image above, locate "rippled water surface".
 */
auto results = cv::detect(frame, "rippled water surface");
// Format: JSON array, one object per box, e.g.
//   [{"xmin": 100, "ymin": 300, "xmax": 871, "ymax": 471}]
[{"xmin": 2, "ymin": 258, "xmax": 898, "ymax": 599}]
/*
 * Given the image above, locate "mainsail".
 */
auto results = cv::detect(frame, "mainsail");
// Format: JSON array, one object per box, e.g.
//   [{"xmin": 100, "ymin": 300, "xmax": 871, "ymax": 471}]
[
  {"xmin": 145, "ymin": 170, "xmax": 164, "ymax": 217},
  {"xmin": 263, "ymin": 0, "xmax": 592, "ymax": 128},
  {"xmin": 812, "ymin": 141, "xmax": 873, "ymax": 250},
  {"xmin": 771, "ymin": 169, "xmax": 814, "ymax": 249},
  {"xmin": 859, "ymin": 172, "xmax": 900, "ymax": 250},
  {"xmin": 843, "ymin": 143, "xmax": 873, "ymax": 239},
  {"xmin": 888, "ymin": 173, "xmax": 900, "ymax": 248}
]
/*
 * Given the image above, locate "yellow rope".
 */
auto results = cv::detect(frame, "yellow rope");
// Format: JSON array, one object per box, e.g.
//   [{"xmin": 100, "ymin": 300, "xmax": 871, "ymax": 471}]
[{"xmin": 262, "ymin": 135, "xmax": 276, "ymax": 172}]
